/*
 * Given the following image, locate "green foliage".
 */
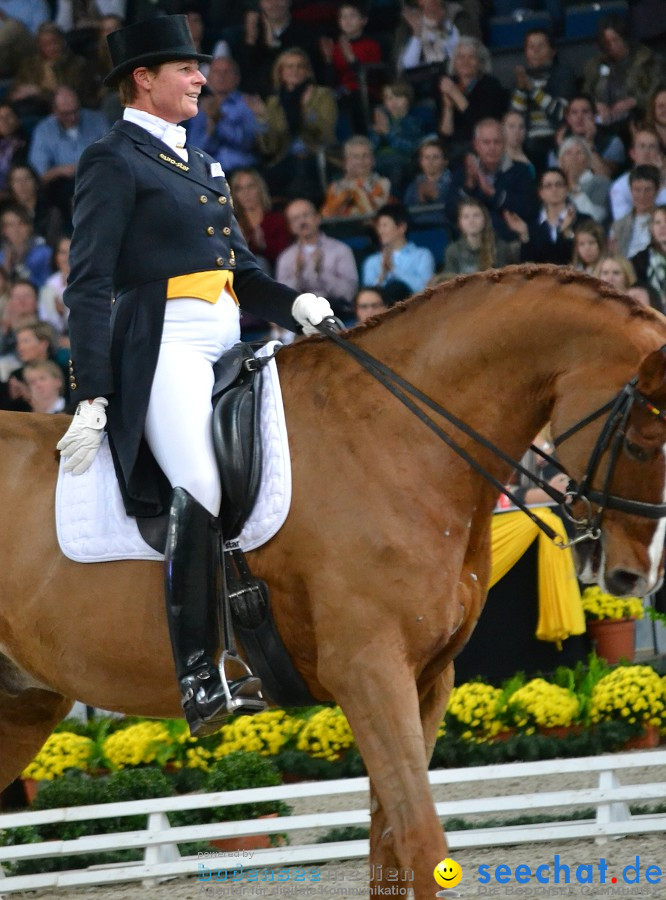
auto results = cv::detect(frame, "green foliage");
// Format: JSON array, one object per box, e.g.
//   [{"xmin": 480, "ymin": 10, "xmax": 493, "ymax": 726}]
[
  {"xmin": 316, "ymin": 826, "xmax": 369, "ymax": 843},
  {"xmin": 207, "ymin": 752, "xmax": 290, "ymax": 821},
  {"xmin": 169, "ymin": 752, "xmax": 291, "ymax": 828},
  {"xmin": 1, "ymin": 768, "xmax": 174, "ymax": 876}
]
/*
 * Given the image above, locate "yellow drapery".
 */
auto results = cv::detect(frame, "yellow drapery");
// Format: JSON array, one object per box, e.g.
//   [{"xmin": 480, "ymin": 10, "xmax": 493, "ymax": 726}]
[{"xmin": 489, "ymin": 508, "xmax": 586, "ymax": 645}]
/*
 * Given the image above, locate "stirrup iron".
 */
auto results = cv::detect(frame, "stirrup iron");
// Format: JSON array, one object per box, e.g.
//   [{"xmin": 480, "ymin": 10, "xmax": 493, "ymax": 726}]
[{"xmin": 219, "ymin": 650, "xmax": 267, "ymax": 714}]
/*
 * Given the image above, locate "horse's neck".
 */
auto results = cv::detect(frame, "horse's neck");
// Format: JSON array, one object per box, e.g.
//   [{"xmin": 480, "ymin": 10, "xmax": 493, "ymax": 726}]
[{"xmin": 353, "ymin": 276, "xmax": 657, "ymax": 471}]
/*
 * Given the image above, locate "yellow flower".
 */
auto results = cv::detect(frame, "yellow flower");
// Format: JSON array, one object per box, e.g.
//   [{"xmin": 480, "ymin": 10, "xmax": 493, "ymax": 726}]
[
  {"xmin": 445, "ymin": 683, "xmax": 503, "ymax": 741},
  {"xmin": 22, "ymin": 733, "xmax": 95, "ymax": 781},
  {"xmin": 581, "ymin": 586, "xmax": 643, "ymax": 621},
  {"xmin": 590, "ymin": 666, "xmax": 665, "ymax": 725}
]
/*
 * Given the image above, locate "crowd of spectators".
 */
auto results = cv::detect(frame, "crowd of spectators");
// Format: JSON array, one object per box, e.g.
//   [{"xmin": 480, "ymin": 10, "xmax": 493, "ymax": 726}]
[{"xmin": 0, "ymin": 0, "xmax": 666, "ymax": 415}]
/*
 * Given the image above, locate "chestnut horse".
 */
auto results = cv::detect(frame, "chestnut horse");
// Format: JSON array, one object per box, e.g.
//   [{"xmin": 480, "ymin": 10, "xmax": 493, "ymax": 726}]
[{"xmin": 3, "ymin": 265, "xmax": 666, "ymax": 897}]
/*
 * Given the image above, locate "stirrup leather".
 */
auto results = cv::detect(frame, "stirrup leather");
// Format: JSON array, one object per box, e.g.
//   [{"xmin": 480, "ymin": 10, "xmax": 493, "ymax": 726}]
[{"xmin": 219, "ymin": 650, "xmax": 267, "ymax": 714}]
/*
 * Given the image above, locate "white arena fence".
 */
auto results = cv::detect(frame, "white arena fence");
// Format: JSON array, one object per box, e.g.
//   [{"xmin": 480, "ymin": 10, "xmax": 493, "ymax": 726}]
[{"xmin": 0, "ymin": 750, "xmax": 665, "ymax": 893}]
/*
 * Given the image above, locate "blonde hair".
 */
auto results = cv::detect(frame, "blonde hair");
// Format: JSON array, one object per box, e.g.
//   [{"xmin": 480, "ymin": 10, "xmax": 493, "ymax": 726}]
[
  {"xmin": 457, "ymin": 198, "xmax": 498, "ymax": 270},
  {"xmin": 229, "ymin": 168, "xmax": 272, "ymax": 212},
  {"xmin": 593, "ymin": 254, "xmax": 637, "ymax": 289},
  {"xmin": 272, "ymin": 48, "xmax": 313, "ymax": 91}
]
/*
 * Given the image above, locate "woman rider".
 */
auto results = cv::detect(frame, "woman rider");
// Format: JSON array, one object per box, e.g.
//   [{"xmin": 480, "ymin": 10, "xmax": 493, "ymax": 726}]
[{"xmin": 56, "ymin": 16, "xmax": 333, "ymax": 736}]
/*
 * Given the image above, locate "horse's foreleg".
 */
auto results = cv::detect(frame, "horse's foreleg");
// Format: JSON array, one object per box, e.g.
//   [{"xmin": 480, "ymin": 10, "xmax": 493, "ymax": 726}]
[
  {"xmin": 364, "ymin": 666, "xmax": 454, "ymax": 895},
  {"xmin": 0, "ymin": 688, "xmax": 72, "ymax": 791},
  {"xmin": 332, "ymin": 672, "xmax": 448, "ymax": 899}
]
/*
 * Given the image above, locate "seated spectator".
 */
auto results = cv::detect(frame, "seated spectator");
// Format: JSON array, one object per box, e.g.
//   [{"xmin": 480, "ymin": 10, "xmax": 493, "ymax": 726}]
[
  {"xmin": 551, "ymin": 95, "xmax": 626, "ymax": 179},
  {"xmin": 0, "ymin": 278, "xmax": 39, "ymax": 375},
  {"xmin": 445, "ymin": 117, "xmax": 538, "ymax": 243},
  {"xmin": 395, "ymin": 0, "xmax": 463, "ymax": 101},
  {"xmin": 445, "ymin": 197, "xmax": 512, "ymax": 274},
  {"xmin": 28, "ymin": 86, "xmax": 108, "ymax": 225},
  {"xmin": 0, "ymin": 264, "xmax": 9, "ymax": 321},
  {"xmin": 571, "ymin": 220, "xmax": 606, "ymax": 274},
  {"xmin": 403, "ymin": 137, "xmax": 451, "ymax": 226},
  {"xmin": 183, "ymin": 4, "xmax": 230, "ymax": 75},
  {"xmin": 369, "ymin": 80, "xmax": 425, "ymax": 195},
  {"xmin": 353, "ymin": 285, "xmax": 388, "ymax": 323},
  {"xmin": 55, "ymin": 1, "xmax": 127, "ymax": 33},
  {"xmin": 609, "ymin": 164, "xmax": 660, "ymax": 258},
  {"xmin": 506, "ymin": 167, "xmax": 587, "ymax": 265},
  {"xmin": 627, "ymin": 281, "xmax": 664, "ymax": 313},
  {"xmin": 509, "ymin": 426, "xmax": 568, "ymax": 508},
  {"xmin": 229, "ymin": 167, "xmax": 292, "ymax": 270},
  {"xmin": 321, "ymin": 135, "xmax": 391, "ymax": 219},
  {"xmin": 237, "ymin": 0, "xmax": 322, "ymax": 98},
  {"xmin": 0, "ymin": 103, "xmax": 27, "ymax": 194},
  {"xmin": 510, "ymin": 27, "xmax": 575, "ymax": 175},
  {"xmin": 0, "ymin": 10, "xmax": 35, "ymax": 80},
  {"xmin": 0, "ymin": 319, "xmax": 55, "ymax": 412},
  {"xmin": 186, "ymin": 57, "xmax": 260, "ymax": 172},
  {"xmin": 502, "ymin": 111, "xmax": 534, "ymax": 177},
  {"xmin": 254, "ymin": 47, "xmax": 337, "ymax": 203},
  {"xmin": 5, "ymin": 164, "xmax": 64, "ymax": 250},
  {"xmin": 39, "ymin": 236, "xmax": 71, "ymax": 344},
  {"xmin": 630, "ymin": 205, "xmax": 666, "ymax": 303},
  {"xmin": 557, "ymin": 137, "xmax": 610, "ymax": 225},
  {"xmin": 437, "ymin": 37, "xmax": 507, "ymax": 158},
  {"xmin": 583, "ymin": 15, "xmax": 663, "ymax": 127},
  {"xmin": 12, "ymin": 23, "xmax": 93, "ymax": 112},
  {"xmin": 0, "ymin": 206, "xmax": 51, "ymax": 287},
  {"xmin": 23, "ymin": 359, "xmax": 67, "ymax": 413},
  {"xmin": 276, "ymin": 197, "xmax": 358, "ymax": 317},
  {"xmin": 646, "ymin": 86, "xmax": 666, "ymax": 156},
  {"xmin": 361, "ymin": 202, "xmax": 435, "ymax": 294},
  {"xmin": 594, "ymin": 254, "xmax": 637, "ymax": 292},
  {"xmin": 610, "ymin": 127, "xmax": 666, "ymax": 221},
  {"xmin": 320, "ymin": 1, "xmax": 382, "ymax": 136},
  {"xmin": 87, "ymin": 14, "xmax": 126, "ymax": 113},
  {"xmin": 0, "ymin": 1, "xmax": 49, "ymax": 35}
]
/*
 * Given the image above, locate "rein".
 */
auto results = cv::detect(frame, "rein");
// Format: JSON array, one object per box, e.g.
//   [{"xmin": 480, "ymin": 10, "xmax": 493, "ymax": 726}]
[{"xmin": 315, "ymin": 318, "xmax": 666, "ymax": 548}]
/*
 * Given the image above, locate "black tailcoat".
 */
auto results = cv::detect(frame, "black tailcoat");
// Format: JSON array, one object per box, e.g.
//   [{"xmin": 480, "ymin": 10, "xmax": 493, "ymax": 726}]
[{"xmin": 65, "ymin": 120, "xmax": 300, "ymax": 516}]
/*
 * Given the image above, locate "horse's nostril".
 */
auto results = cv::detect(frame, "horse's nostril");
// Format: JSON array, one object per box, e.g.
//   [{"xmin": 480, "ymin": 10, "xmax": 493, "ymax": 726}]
[{"xmin": 605, "ymin": 569, "xmax": 642, "ymax": 597}]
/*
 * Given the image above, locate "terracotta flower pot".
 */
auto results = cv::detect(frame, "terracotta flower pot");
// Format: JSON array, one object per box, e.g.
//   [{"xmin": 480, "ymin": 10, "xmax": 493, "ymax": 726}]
[
  {"xmin": 586, "ymin": 617, "xmax": 635, "ymax": 664},
  {"xmin": 538, "ymin": 725, "xmax": 583, "ymax": 739},
  {"xmin": 622, "ymin": 724, "xmax": 661, "ymax": 751},
  {"xmin": 21, "ymin": 777, "xmax": 40, "ymax": 805},
  {"xmin": 209, "ymin": 813, "xmax": 284, "ymax": 852}
]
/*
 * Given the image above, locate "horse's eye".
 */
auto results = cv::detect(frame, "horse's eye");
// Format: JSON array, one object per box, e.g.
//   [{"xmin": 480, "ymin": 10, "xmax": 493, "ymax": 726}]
[{"xmin": 624, "ymin": 438, "xmax": 655, "ymax": 462}]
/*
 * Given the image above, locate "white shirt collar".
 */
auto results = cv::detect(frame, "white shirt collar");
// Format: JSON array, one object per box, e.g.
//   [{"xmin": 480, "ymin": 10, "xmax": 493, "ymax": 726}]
[{"xmin": 123, "ymin": 107, "xmax": 188, "ymax": 161}]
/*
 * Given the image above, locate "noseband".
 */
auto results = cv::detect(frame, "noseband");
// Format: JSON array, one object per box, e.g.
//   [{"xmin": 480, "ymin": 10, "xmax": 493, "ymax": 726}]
[{"xmin": 315, "ymin": 320, "xmax": 666, "ymax": 548}]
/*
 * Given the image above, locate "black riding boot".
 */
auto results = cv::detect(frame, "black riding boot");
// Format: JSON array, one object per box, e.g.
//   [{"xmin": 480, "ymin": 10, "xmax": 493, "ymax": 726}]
[{"xmin": 164, "ymin": 487, "xmax": 263, "ymax": 737}]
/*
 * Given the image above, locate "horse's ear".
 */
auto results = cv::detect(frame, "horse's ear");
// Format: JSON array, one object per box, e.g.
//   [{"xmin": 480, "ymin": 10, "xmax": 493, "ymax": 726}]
[{"xmin": 636, "ymin": 345, "xmax": 666, "ymax": 397}]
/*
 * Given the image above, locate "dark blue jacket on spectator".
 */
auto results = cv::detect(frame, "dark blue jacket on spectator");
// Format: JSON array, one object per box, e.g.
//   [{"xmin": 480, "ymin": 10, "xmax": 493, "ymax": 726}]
[{"xmin": 446, "ymin": 156, "xmax": 538, "ymax": 242}]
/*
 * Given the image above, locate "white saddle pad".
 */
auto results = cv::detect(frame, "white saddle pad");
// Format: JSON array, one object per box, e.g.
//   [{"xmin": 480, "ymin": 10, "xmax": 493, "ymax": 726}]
[{"xmin": 55, "ymin": 342, "xmax": 291, "ymax": 563}]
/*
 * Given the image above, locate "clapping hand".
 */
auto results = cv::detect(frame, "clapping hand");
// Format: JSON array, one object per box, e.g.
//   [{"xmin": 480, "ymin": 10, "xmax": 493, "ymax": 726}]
[
  {"xmin": 503, "ymin": 209, "xmax": 529, "ymax": 242},
  {"xmin": 373, "ymin": 107, "xmax": 390, "ymax": 135},
  {"xmin": 401, "ymin": 5, "xmax": 422, "ymax": 33},
  {"xmin": 514, "ymin": 65, "xmax": 532, "ymax": 92}
]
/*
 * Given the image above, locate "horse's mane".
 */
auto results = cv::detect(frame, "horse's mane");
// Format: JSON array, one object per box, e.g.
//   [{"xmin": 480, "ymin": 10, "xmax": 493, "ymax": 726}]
[{"xmin": 343, "ymin": 264, "xmax": 657, "ymax": 337}]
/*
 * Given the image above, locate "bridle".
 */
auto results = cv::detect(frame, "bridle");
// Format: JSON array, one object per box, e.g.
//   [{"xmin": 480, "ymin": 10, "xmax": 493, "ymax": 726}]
[{"xmin": 315, "ymin": 319, "xmax": 666, "ymax": 549}]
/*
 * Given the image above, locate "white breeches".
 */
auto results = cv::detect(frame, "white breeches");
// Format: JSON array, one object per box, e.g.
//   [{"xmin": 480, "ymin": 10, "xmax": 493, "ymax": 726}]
[{"xmin": 144, "ymin": 292, "xmax": 240, "ymax": 516}]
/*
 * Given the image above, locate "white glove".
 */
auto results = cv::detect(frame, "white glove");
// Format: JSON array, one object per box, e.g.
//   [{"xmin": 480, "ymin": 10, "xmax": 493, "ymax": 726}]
[
  {"xmin": 56, "ymin": 397, "xmax": 108, "ymax": 475},
  {"xmin": 291, "ymin": 293, "xmax": 334, "ymax": 335}
]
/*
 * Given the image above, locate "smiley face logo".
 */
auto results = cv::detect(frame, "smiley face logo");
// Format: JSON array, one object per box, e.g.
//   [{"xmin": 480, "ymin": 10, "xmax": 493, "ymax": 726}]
[{"xmin": 433, "ymin": 857, "xmax": 463, "ymax": 888}]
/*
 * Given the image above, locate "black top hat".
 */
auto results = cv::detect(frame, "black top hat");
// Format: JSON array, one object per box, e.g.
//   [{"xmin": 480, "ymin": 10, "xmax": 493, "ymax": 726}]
[{"xmin": 104, "ymin": 15, "xmax": 211, "ymax": 87}]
